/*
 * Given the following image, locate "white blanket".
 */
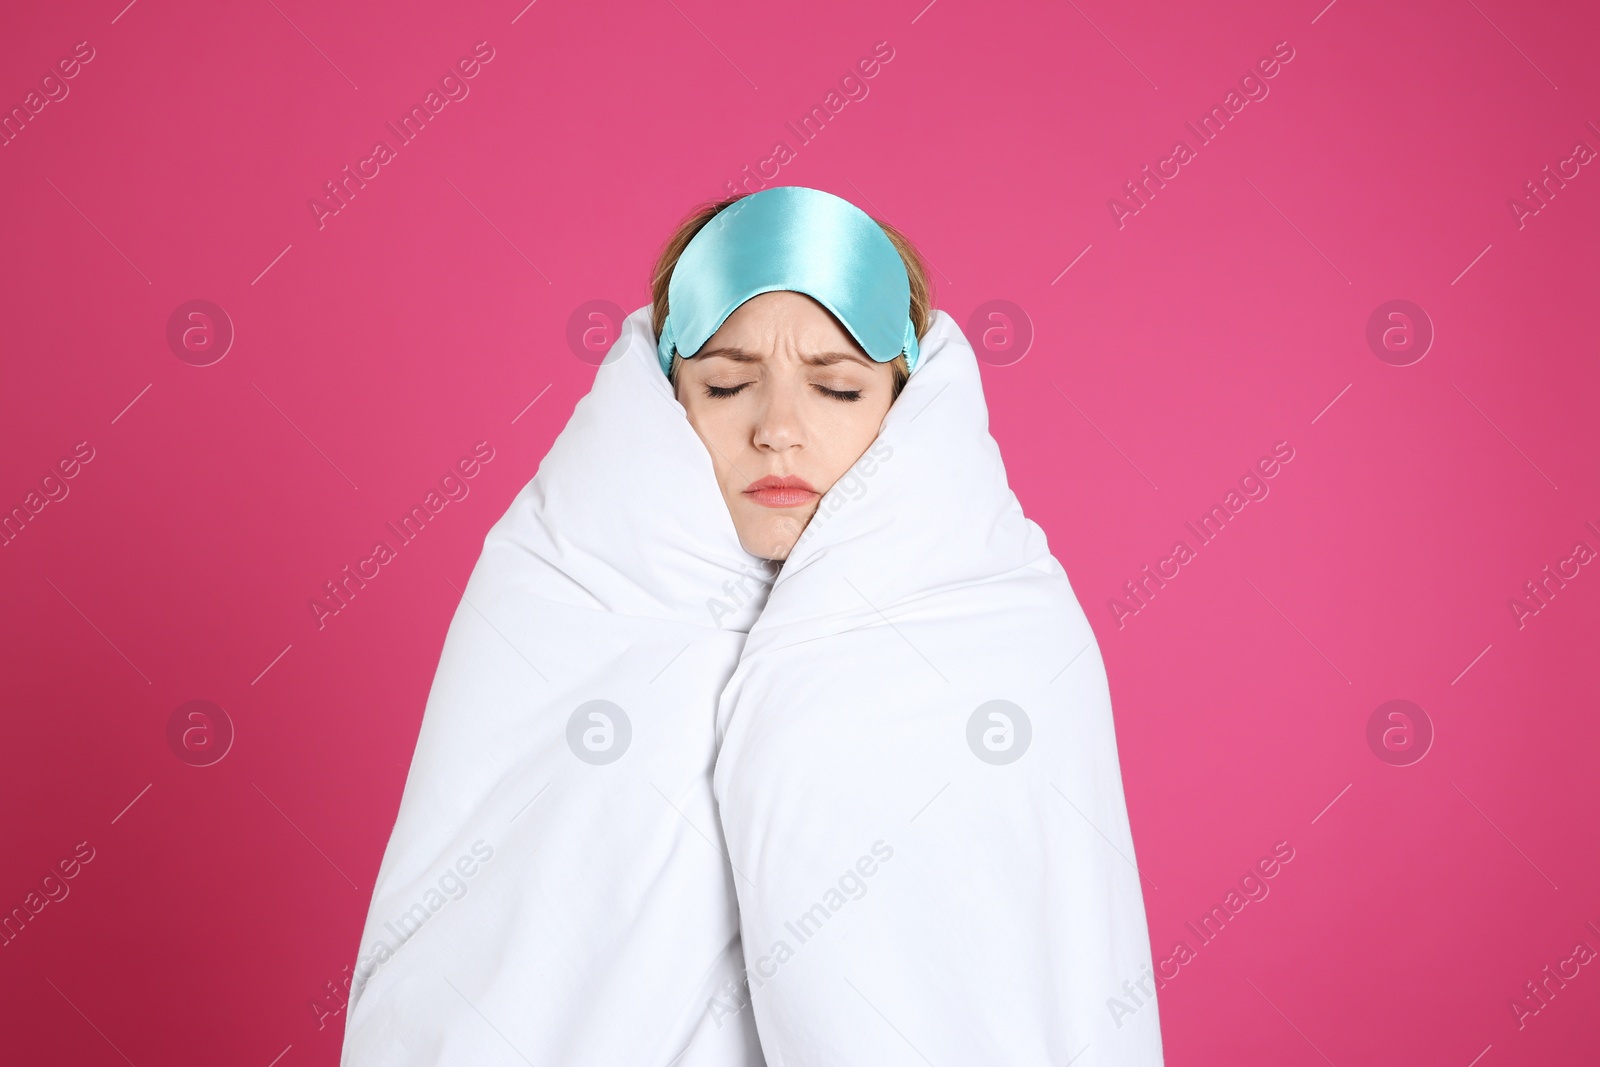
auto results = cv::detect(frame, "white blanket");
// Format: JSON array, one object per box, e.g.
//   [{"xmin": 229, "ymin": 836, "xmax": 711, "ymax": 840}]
[{"xmin": 341, "ymin": 305, "xmax": 1164, "ymax": 1066}]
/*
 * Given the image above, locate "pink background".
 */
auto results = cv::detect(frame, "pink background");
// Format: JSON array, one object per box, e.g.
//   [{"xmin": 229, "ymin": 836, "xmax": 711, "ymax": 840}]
[{"xmin": 2, "ymin": 0, "xmax": 1596, "ymax": 1063}]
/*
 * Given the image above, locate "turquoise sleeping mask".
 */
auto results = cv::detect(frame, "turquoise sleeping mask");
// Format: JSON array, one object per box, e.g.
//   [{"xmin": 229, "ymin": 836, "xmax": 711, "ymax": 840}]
[{"xmin": 657, "ymin": 185, "xmax": 921, "ymax": 377}]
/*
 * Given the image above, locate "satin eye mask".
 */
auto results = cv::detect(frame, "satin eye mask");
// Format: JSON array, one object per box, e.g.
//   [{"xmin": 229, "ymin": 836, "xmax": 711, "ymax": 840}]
[{"xmin": 656, "ymin": 185, "xmax": 921, "ymax": 378}]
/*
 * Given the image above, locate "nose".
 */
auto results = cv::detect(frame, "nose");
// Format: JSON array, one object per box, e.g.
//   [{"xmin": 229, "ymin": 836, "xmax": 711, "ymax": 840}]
[{"xmin": 751, "ymin": 377, "xmax": 807, "ymax": 454}]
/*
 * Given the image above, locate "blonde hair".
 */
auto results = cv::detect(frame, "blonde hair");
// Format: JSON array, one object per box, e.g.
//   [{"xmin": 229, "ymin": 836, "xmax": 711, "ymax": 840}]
[{"xmin": 650, "ymin": 194, "xmax": 934, "ymax": 400}]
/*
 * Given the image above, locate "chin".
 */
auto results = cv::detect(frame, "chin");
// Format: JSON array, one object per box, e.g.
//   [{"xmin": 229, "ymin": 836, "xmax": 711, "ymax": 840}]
[
  {"xmin": 737, "ymin": 510, "xmax": 811, "ymax": 562},
  {"xmin": 741, "ymin": 527, "xmax": 797, "ymax": 562},
  {"xmin": 748, "ymin": 542, "xmax": 791, "ymax": 562}
]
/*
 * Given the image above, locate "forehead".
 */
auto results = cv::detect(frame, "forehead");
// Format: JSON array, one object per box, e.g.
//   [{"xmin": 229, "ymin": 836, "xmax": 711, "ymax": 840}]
[{"xmin": 709, "ymin": 291, "xmax": 866, "ymax": 352}]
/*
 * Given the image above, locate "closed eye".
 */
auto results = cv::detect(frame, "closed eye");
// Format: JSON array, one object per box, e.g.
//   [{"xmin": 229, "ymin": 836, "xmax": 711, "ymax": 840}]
[{"xmin": 705, "ymin": 382, "xmax": 863, "ymax": 402}]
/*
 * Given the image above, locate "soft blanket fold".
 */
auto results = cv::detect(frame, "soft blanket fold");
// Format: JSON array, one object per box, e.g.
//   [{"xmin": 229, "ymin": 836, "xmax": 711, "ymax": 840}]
[{"xmin": 341, "ymin": 305, "xmax": 1163, "ymax": 1066}]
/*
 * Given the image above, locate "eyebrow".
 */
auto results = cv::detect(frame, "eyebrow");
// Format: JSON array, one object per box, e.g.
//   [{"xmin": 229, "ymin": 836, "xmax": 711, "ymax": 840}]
[{"xmin": 695, "ymin": 345, "xmax": 874, "ymax": 368}]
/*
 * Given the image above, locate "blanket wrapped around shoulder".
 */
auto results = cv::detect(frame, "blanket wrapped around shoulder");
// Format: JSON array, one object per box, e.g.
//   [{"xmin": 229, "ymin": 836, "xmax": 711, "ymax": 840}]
[{"xmin": 340, "ymin": 306, "xmax": 1164, "ymax": 1066}]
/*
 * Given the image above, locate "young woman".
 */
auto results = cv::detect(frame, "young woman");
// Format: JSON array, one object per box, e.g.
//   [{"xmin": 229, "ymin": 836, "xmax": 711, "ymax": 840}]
[{"xmin": 341, "ymin": 186, "xmax": 1164, "ymax": 1066}]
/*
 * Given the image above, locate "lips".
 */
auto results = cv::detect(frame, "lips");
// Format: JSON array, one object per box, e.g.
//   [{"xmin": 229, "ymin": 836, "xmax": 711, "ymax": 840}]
[{"xmin": 743, "ymin": 474, "xmax": 819, "ymax": 508}]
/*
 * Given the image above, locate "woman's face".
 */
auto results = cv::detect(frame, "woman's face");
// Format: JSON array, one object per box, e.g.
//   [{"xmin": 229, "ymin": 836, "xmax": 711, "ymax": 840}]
[{"xmin": 675, "ymin": 290, "xmax": 896, "ymax": 561}]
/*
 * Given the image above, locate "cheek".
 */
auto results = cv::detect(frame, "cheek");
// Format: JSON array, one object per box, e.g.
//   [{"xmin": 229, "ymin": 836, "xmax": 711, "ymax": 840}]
[
  {"xmin": 682, "ymin": 392, "xmax": 727, "ymax": 445},
  {"xmin": 815, "ymin": 397, "xmax": 891, "ymax": 480},
  {"xmin": 683, "ymin": 398, "xmax": 748, "ymax": 486}
]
